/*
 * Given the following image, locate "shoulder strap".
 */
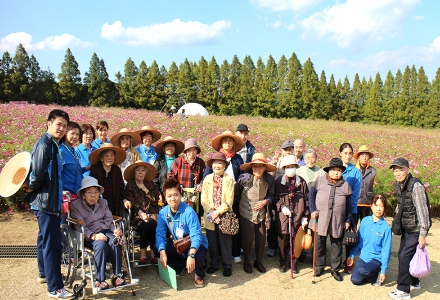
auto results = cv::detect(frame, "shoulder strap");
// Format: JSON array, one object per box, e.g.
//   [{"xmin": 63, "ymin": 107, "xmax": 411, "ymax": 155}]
[{"xmin": 167, "ymin": 212, "xmax": 175, "ymax": 240}]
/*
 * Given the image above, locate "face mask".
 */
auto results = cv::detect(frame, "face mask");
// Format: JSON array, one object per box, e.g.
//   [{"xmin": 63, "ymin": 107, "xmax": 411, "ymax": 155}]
[{"xmin": 285, "ymin": 168, "xmax": 296, "ymax": 177}]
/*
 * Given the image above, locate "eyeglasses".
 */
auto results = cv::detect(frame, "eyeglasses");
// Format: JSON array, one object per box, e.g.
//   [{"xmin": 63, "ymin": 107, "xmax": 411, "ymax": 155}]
[{"xmin": 85, "ymin": 191, "xmax": 100, "ymax": 196}]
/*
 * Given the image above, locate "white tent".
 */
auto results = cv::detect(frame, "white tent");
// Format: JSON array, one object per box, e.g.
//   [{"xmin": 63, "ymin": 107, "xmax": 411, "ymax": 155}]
[{"xmin": 177, "ymin": 103, "xmax": 209, "ymax": 116}]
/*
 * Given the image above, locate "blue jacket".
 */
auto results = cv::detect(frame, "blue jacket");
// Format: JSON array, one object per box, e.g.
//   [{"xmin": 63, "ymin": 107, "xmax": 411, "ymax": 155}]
[
  {"xmin": 75, "ymin": 143, "xmax": 97, "ymax": 177},
  {"xmin": 349, "ymin": 216, "xmax": 392, "ymax": 275},
  {"xmin": 203, "ymin": 153, "xmax": 244, "ymax": 182},
  {"xmin": 60, "ymin": 143, "xmax": 83, "ymax": 194},
  {"xmin": 27, "ymin": 132, "xmax": 63, "ymax": 215},
  {"xmin": 342, "ymin": 163, "xmax": 361, "ymax": 214},
  {"xmin": 156, "ymin": 201, "xmax": 208, "ymax": 252},
  {"xmin": 242, "ymin": 141, "xmax": 256, "ymax": 163}
]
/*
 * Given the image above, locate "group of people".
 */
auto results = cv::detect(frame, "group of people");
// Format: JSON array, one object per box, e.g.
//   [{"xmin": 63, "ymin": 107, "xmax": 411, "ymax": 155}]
[{"xmin": 25, "ymin": 109, "xmax": 431, "ymax": 299}]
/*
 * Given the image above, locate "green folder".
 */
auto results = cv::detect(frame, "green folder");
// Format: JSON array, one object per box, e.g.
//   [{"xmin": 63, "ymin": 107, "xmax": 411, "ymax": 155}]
[{"xmin": 158, "ymin": 260, "xmax": 178, "ymax": 290}]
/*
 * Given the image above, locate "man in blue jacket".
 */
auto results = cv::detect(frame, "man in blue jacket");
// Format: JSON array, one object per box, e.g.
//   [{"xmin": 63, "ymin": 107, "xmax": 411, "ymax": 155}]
[{"xmin": 24, "ymin": 109, "xmax": 74, "ymax": 299}]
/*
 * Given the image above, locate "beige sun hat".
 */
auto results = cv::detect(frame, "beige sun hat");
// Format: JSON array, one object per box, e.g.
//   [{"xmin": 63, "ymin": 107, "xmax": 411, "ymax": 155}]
[
  {"xmin": 88, "ymin": 143, "xmax": 126, "ymax": 166},
  {"xmin": 354, "ymin": 145, "xmax": 374, "ymax": 159},
  {"xmin": 123, "ymin": 160, "xmax": 157, "ymax": 182},
  {"xmin": 110, "ymin": 128, "xmax": 141, "ymax": 148},
  {"xmin": 280, "ymin": 155, "xmax": 299, "ymax": 169},
  {"xmin": 240, "ymin": 153, "xmax": 277, "ymax": 173},
  {"xmin": 0, "ymin": 152, "xmax": 31, "ymax": 197},
  {"xmin": 76, "ymin": 176, "xmax": 104, "ymax": 198},
  {"xmin": 155, "ymin": 136, "xmax": 185, "ymax": 155},
  {"xmin": 136, "ymin": 125, "xmax": 162, "ymax": 144},
  {"xmin": 211, "ymin": 130, "xmax": 244, "ymax": 152}
]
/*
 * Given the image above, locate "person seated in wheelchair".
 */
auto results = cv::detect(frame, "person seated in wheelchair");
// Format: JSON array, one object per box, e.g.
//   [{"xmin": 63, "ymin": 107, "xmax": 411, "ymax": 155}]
[
  {"xmin": 124, "ymin": 160, "xmax": 161, "ymax": 265},
  {"xmin": 70, "ymin": 176, "xmax": 127, "ymax": 290}
]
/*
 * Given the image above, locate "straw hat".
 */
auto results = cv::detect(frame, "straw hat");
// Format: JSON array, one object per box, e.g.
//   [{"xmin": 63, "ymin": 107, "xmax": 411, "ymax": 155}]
[
  {"xmin": 240, "ymin": 153, "xmax": 277, "ymax": 173},
  {"xmin": 206, "ymin": 152, "xmax": 229, "ymax": 169},
  {"xmin": 323, "ymin": 158, "xmax": 346, "ymax": 173},
  {"xmin": 88, "ymin": 143, "xmax": 126, "ymax": 165},
  {"xmin": 0, "ymin": 152, "xmax": 31, "ymax": 197},
  {"xmin": 155, "ymin": 136, "xmax": 184, "ymax": 155},
  {"xmin": 211, "ymin": 131, "xmax": 244, "ymax": 152},
  {"xmin": 76, "ymin": 176, "xmax": 104, "ymax": 198},
  {"xmin": 110, "ymin": 128, "xmax": 141, "ymax": 148},
  {"xmin": 183, "ymin": 138, "xmax": 201, "ymax": 154},
  {"xmin": 136, "ymin": 125, "xmax": 161, "ymax": 144},
  {"xmin": 280, "ymin": 155, "xmax": 299, "ymax": 169},
  {"xmin": 294, "ymin": 227, "xmax": 312, "ymax": 258},
  {"xmin": 353, "ymin": 145, "xmax": 374, "ymax": 159},
  {"xmin": 123, "ymin": 160, "xmax": 157, "ymax": 182}
]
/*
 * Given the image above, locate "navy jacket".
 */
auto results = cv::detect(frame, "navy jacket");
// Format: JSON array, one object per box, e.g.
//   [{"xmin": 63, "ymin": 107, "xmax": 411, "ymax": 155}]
[{"xmin": 203, "ymin": 153, "xmax": 244, "ymax": 182}]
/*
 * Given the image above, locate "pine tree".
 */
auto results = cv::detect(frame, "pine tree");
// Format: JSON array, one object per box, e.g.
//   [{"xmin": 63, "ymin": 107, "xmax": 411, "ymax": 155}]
[
  {"xmin": 396, "ymin": 66, "xmax": 411, "ymax": 125},
  {"xmin": 195, "ymin": 56, "xmax": 209, "ymax": 108},
  {"xmin": 146, "ymin": 60, "xmax": 166, "ymax": 110},
  {"xmin": 276, "ymin": 55, "xmax": 289, "ymax": 118},
  {"xmin": 58, "ymin": 48, "xmax": 82, "ymax": 106},
  {"xmin": 239, "ymin": 55, "xmax": 255, "ymax": 115},
  {"xmin": 316, "ymin": 70, "xmax": 331, "ymax": 119},
  {"xmin": 253, "ymin": 57, "xmax": 265, "ymax": 116},
  {"xmin": 10, "ymin": 44, "xmax": 31, "ymax": 101},
  {"xmin": 285, "ymin": 53, "xmax": 303, "ymax": 119},
  {"xmin": 177, "ymin": 59, "xmax": 196, "ymax": 106},
  {"xmin": 261, "ymin": 55, "xmax": 278, "ymax": 117},
  {"xmin": 218, "ymin": 59, "xmax": 231, "ymax": 115},
  {"xmin": 206, "ymin": 57, "xmax": 221, "ymax": 114},
  {"xmin": 363, "ymin": 72, "xmax": 383, "ymax": 122},
  {"xmin": 166, "ymin": 62, "xmax": 180, "ymax": 110},
  {"xmin": 225, "ymin": 55, "xmax": 242, "ymax": 115},
  {"xmin": 0, "ymin": 51, "xmax": 13, "ymax": 102},
  {"xmin": 135, "ymin": 60, "xmax": 150, "ymax": 109},
  {"xmin": 120, "ymin": 58, "xmax": 138, "ymax": 107},
  {"xmin": 328, "ymin": 74, "xmax": 341, "ymax": 120},
  {"xmin": 28, "ymin": 54, "xmax": 43, "ymax": 103},
  {"xmin": 340, "ymin": 76, "xmax": 353, "ymax": 121},
  {"xmin": 301, "ymin": 58, "xmax": 319, "ymax": 119},
  {"xmin": 382, "ymin": 71, "xmax": 394, "ymax": 123},
  {"xmin": 428, "ymin": 67, "xmax": 440, "ymax": 128},
  {"xmin": 415, "ymin": 66, "xmax": 431, "ymax": 127}
]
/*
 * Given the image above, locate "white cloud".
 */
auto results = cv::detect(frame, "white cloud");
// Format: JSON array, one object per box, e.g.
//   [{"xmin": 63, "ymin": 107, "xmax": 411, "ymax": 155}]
[
  {"xmin": 413, "ymin": 15, "xmax": 424, "ymax": 20},
  {"xmin": 0, "ymin": 32, "xmax": 93, "ymax": 52},
  {"xmin": 100, "ymin": 19, "xmax": 232, "ymax": 47},
  {"xmin": 301, "ymin": 0, "xmax": 420, "ymax": 50},
  {"xmin": 267, "ymin": 21, "xmax": 282, "ymax": 29},
  {"xmin": 250, "ymin": 0, "xmax": 322, "ymax": 12},
  {"xmin": 328, "ymin": 35, "xmax": 440, "ymax": 72}
]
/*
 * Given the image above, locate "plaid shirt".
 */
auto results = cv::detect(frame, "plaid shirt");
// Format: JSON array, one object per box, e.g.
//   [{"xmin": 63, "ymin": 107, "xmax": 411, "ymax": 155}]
[
  {"xmin": 167, "ymin": 156, "xmax": 206, "ymax": 188},
  {"xmin": 412, "ymin": 182, "xmax": 431, "ymax": 236}
]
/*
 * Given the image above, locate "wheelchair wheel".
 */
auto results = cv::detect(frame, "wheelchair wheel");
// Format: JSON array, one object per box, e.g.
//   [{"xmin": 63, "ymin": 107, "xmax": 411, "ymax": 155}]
[
  {"xmin": 73, "ymin": 283, "xmax": 86, "ymax": 300},
  {"xmin": 60, "ymin": 224, "xmax": 77, "ymax": 287}
]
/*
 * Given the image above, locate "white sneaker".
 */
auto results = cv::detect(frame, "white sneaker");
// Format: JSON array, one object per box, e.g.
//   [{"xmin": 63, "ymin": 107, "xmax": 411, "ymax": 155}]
[
  {"xmin": 48, "ymin": 287, "xmax": 74, "ymax": 299},
  {"xmin": 388, "ymin": 289, "xmax": 411, "ymax": 300},
  {"xmin": 233, "ymin": 256, "xmax": 242, "ymax": 263},
  {"xmin": 267, "ymin": 248, "xmax": 276, "ymax": 257},
  {"xmin": 372, "ymin": 274, "xmax": 381, "ymax": 286},
  {"xmin": 410, "ymin": 283, "xmax": 420, "ymax": 290}
]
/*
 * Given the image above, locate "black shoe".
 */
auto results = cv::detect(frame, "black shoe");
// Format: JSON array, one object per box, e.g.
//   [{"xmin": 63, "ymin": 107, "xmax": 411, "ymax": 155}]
[
  {"xmin": 37, "ymin": 272, "xmax": 46, "ymax": 283},
  {"xmin": 279, "ymin": 264, "xmax": 288, "ymax": 273},
  {"xmin": 206, "ymin": 266, "xmax": 219, "ymax": 274},
  {"xmin": 314, "ymin": 268, "xmax": 324, "ymax": 277},
  {"xmin": 253, "ymin": 261, "xmax": 266, "ymax": 273},
  {"xmin": 243, "ymin": 263, "xmax": 253, "ymax": 274},
  {"xmin": 331, "ymin": 271, "xmax": 343, "ymax": 281},
  {"xmin": 292, "ymin": 266, "xmax": 299, "ymax": 274},
  {"xmin": 223, "ymin": 268, "xmax": 232, "ymax": 277}
]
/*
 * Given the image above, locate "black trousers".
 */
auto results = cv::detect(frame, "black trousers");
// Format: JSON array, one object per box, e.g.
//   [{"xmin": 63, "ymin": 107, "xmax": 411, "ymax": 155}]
[
  {"xmin": 357, "ymin": 206, "xmax": 372, "ymax": 225},
  {"xmin": 240, "ymin": 217, "xmax": 266, "ymax": 265},
  {"xmin": 316, "ymin": 234, "xmax": 343, "ymax": 272},
  {"xmin": 397, "ymin": 231, "xmax": 420, "ymax": 293},
  {"xmin": 277, "ymin": 232, "xmax": 298, "ymax": 267},
  {"xmin": 137, "ymin": 218, "xmax": 157, "ymax": 250},
  {"xmin": 267, "ymin": 208, "xmax": 278, "ymax": 250},
  {"xmin": 206, "ymin": 224, "xmax": 232, "ymax": 269}
]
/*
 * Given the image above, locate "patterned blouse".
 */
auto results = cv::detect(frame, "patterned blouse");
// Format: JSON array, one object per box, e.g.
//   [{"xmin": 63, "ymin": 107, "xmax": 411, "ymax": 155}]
[
  {"xmin": 125, "ymin": 179, "xmax": 160, "ymax": 225},
  {"xmin": 213, "ymin": 174, "xmax": 223, "ymax": 208}
]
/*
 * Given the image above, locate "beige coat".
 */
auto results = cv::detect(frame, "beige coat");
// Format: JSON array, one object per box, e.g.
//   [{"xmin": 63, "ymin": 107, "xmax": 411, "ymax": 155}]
[
  {"xmin": 297, "ymin": 165, "xmax": 326, "ymax": 190},
  {"xmin": 201, "ymin": 173, "xmax": 234, "ymax": 231}
]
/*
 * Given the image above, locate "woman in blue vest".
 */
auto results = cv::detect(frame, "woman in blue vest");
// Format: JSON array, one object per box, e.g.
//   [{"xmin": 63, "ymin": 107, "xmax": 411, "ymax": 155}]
[
  {"xmin": 136, "ymin": 125, "xmax": 161, "ymax": 164},
  {"xmin": 75, "ymin": 124, "xmax": 97, "ymax": 177}
]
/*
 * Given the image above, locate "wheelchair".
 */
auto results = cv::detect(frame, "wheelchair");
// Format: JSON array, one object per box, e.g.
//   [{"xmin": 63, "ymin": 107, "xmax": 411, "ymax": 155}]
[{"xmin": 60, "ymin": 195, "xmax": 139, "ymax": 299}]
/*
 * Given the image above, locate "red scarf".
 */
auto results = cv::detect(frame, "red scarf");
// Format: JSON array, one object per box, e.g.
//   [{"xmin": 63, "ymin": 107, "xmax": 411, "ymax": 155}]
[{"xmin": 219, "ymin": 148, "xmax": 236, "ymax": 159}]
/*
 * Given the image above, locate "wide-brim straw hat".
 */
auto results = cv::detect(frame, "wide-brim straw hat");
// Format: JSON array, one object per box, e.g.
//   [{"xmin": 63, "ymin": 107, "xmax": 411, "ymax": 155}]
[
  {"xmin": 211, "ymin": 131, "xmax": 244, "ymax": 152},
  {"xmin": 76, "ymin": 176, "xmax": 104, "ymax": 198},
  {"xmin": 206, "ymin": 152, "xmax": 230, "ymax": 169},
  {"xmin": 354, "ymin": 145, "xmax": 374, "ymax": 159},
  {"xmin": 240, "ymin": 153, "xmax": 277, "ymax": 173},
  {"xmin": 110, "ymin": 128, "xmax": 141, "ymax": 148},
  {"xmin": 294, "ymin": 227, "xmax": 312, "ymax": 258},
  {"xmin": 280, "ymin": 155, "xmax": 299, "ymax": 169},
  {"xmin": 123, "ymin": 160, "xmax": 157, "ymax": 182},
  {"xmin": 323, "ymin": 158, "xmax": 346, "ymax": 173},
  {"xmin": 183, "ymin": 138, "xmax": 201, "ymax": 154},
  {"xmin": 89, "ymin": 143, "xmax": 126, "ymax": 166},
  {"xmin": 0, "ymin": 152, "xmax": 31, "ymax": 197},
  {"xmin": 136, "ymin": 126, "xmax": 162, "ymax": 144},
  {"xmin": 155, "ymin": 136, "xmax": 184, "ymax": 155}
]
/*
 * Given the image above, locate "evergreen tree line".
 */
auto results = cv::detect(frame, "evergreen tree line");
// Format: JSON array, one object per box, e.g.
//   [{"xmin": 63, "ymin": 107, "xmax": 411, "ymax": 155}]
[{"xmin": 1, "ymin": 44, "xmax": 440, "ymax": 127}]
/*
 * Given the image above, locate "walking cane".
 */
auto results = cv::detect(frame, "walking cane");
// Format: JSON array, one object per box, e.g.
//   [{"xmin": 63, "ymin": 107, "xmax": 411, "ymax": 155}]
[
  {"xmin": 312, "ymin": 219, "xmax": 317, "ymax": 284},
  {"xmin": 289, "ymin": 214, "xmax": 293, "ymax": 279}
]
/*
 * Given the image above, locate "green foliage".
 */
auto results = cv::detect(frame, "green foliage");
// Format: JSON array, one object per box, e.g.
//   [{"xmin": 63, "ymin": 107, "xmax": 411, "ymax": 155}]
[{"xmin": 58, "ymin": 48, "xmax": 83, "ymax": 106}]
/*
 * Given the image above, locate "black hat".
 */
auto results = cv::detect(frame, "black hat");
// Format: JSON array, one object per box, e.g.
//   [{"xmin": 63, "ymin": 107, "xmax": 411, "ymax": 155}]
[
  {"xmin": 236, "ymin": 124, "xmax": 249, "ymax": 132},
  {"xmin": 323, "ymin": 158, "xmax": 346, "ymax": 173},
  {"xmin": 389, "ymin": 157, "xmax": 409, "ymax": 169}
]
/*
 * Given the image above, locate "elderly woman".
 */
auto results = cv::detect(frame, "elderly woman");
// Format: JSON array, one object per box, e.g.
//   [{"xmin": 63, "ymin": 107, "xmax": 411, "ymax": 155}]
[
  {"xmin": 110, "ymin": 128, "xmax": 142, "ymax": 180},
  {"xmin": 154, "ymin": 178, "xmax": 208, "ymax": 288},
  {"xmin": 91, "ymin": 120, "xmax": 111, "ymax": 149},
  {"xmin": 124, "ymin": 160, "xmax": 160, "ymax": 265},
  {"xmin": 201, "ymin": 152, "xmax": 234, "ymax": 277},
  {"xmin": 136, "ymin": 126, "xmax": 161, "ymax": 164},
  {"xmin": 274, "ymin": 155, "xmax": 309, "ymax": 273},
  {"xmin": 309, "ymin": 158, "xmax": 352, "ymax": 282},
  {"xmin": 75, "ymin": 123, "xmax": 97, "ymax": 177},
  {"xmin": 347, "ymin": 194, "xmax": 391, "ymax": 286},
  {"xmin": 235, "ymin": 153, "xmax": 275, "ymax": 274},
  {"xmin": 339, "ymin": 142, "xmax": 362, "ymax": 273},
  {"xmin": 70, "ymin": 177, "xmax": 126, "ymax": 290},
  {"xmin": 297, "ymin": 148, "xmax": 326, "ymax": 190},
  {"xmin": 89, "ymin": 143, "xmax": 130, "ymax": 216},
  {"xmin": 153, "ymin": 136, "xmax": 184, "ymax": 191}
]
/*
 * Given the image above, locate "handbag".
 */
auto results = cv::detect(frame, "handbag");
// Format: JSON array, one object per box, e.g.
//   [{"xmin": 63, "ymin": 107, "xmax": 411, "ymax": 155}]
[
  {"xmin": 219, "ymin": 211, "xmax": 239, "ymax": 235},
  {"xmin": 167, "ymin": 212, "xmax": 191, "ymax": 255},
  {"xmin": 409, "ymin": 246, "xmax": 431, "ymax": 278},
  {"xmin": 341, "ymin": 215, "xmax": 358, "ymax": 246}
]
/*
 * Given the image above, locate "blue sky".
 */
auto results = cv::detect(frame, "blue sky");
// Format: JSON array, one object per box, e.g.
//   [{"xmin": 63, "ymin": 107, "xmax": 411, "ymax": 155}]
[{"xmin": 1, "ymin": 0, "xmax": 440, "ymax": 84}]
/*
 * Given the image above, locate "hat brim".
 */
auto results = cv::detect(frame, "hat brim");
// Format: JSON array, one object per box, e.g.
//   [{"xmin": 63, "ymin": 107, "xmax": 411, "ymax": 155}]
[
  {"xmin": 323, "ymin": 165, "xmax": 346, "ymax": 173},
  {"xmin": 183, "ymin": 145, "xmax": 201, "ymax": 154},
  {"xmin": 294, "ymin": 227, "xmax": 306, "ymax": 258},
  {"xmin": 77, "ymin": 183, "xmax": 105, "ymax": 198},
  {"xmin": 0, "ymin": 151, "xmax": 31, "ymax": 197},
  {"xmin": 155, "ymin": 139, "xmax": 185, "ymax": 155},
  {"xmin": 110, "ymin": 132, "xmax": 141, "ymax": 148},
  {"xmin": 89, "ymin": 146, "xmax": 126, "ymax": 166},
  {"xmin": 211, "ymin": 133, "xmax": 244, "ymax": 152},
  {"xmin": 206, "ymin": 158, "xmax": 229, "ymax": 169},
  {"xmin": 123, "ymin": 161, "xmax": 157, "ymax": 182},
  {"xmin": 136, "ymin": 129, "xmax": 162, "ymax": 144},
  {"xmin": 389, "ymin": 164, "xmax": 408, "ymax": 169},
  {"xmin": 240, "ymin": 160, "xmax": 277, "ymax": 173},
  {"xmin": 353, "ymin": 151, "xmax": 374, "ymax": 160}
]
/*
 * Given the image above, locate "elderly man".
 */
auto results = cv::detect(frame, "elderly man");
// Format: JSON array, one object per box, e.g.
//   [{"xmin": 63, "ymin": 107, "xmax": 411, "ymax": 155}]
[
  {"xmin": 354, "ymin": 145, "xmax": 376, "ymax": 224},
  {"xmin": 388, "ymin": 158, "xmax": 431, "ymax": 300},
  {"xmin": 236, "ymin": 124, "xmax": 256, "ymax": 163},
  {"xmin": 293, "ymin": 139, "xmax": 305, "ymax": 166}
]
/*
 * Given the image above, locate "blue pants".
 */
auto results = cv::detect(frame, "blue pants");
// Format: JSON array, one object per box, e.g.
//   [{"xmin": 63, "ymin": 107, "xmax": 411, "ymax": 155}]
[
  {"xmin": 351, "ymin": 258, "xmax": 381, "ymax": 285},
  {"xmin": 397, "ymin": 231, "xmax": 420, "ymax": 293},
  {"xmin": 84, "ymin": 229, "xmax": 122, "ymax": 282},
  {"xmin": 153, "ymin": 239, "xmax": 207, "ymax": 278},
  {"xmin": 35, "ymin": 210, "xmax": 64, "ymax": 292}
]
